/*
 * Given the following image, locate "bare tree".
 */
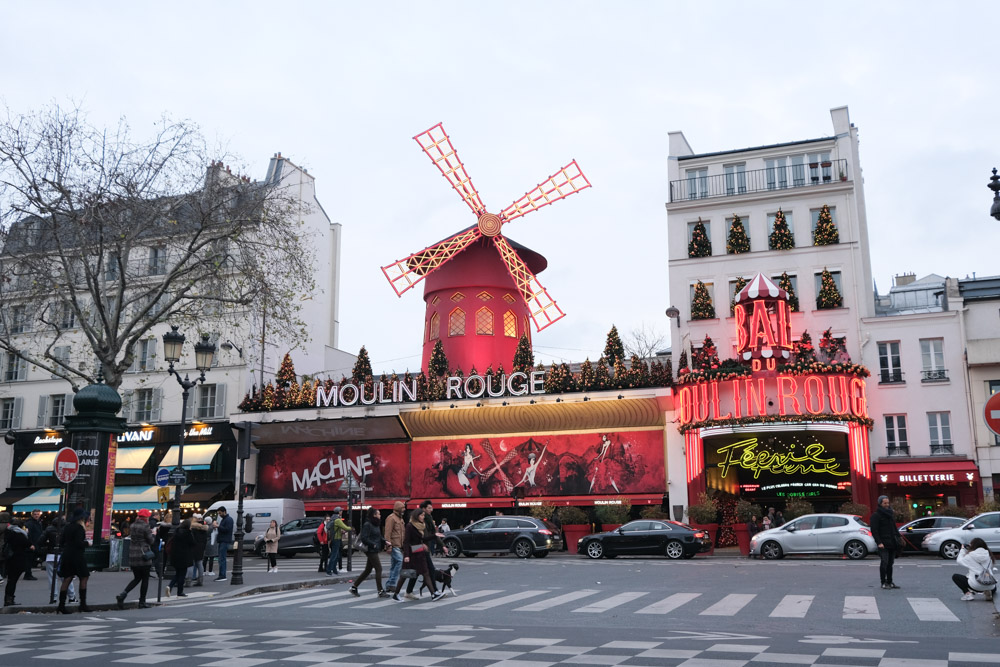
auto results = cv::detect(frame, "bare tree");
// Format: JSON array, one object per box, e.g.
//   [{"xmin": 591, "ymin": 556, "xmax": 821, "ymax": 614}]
[
  {"xmin": 0, "ymin": 104, "xmax": 316, "ymax": 390},
  {"xmin": 624, "ymin": 322, "xmax": 667, "ymax": 365}
]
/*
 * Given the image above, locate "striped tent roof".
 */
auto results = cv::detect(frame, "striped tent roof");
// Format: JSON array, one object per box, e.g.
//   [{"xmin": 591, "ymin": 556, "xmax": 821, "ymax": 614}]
[{"xmin": 734, "ymin": 272, "xmax": 787, "ymax": 304}]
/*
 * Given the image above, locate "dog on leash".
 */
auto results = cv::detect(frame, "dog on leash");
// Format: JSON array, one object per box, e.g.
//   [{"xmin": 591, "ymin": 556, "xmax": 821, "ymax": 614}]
[{"xmin": 419, "ymin": 563, "xmax": 459, "ymax": 597}]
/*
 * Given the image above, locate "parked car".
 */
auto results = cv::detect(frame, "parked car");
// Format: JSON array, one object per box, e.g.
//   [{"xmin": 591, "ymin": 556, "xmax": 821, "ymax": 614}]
[
  {"xmin": 577, "ymin": 519, "xmax": 712, "ymax": 560},
  {"xmin": 750, "ymin": 513, "xmax": 876, "ymax": 560},
  {"xmin": 921, "ymin": 512, "xmax": 1000, "ymax": 559},
  {"xmin": 253, "ymin": 517, "xmax": 325, "ymax": 558},
  {"xmin": 443, "ymin": 516, "xmax": 562, "ymax": 559},
  {"xmin": 898, "ymin": 516, "xmax": 966, "ymax": 554}
]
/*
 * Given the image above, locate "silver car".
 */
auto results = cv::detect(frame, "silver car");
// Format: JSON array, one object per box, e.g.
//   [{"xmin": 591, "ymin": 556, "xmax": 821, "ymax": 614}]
[
  {"xmin": 749, "ymin": 513, "xmax": 876, "ymax": 560},
  {"xmin": 921, "ymin": 511, "xmax": 1000, "ymax": 559}
]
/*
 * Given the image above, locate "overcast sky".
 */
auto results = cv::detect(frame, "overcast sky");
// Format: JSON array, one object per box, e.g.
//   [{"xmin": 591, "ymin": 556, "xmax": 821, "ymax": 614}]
[{"xmin": 3, "ymin": 3, "xmax": 997, "ymax": 377}]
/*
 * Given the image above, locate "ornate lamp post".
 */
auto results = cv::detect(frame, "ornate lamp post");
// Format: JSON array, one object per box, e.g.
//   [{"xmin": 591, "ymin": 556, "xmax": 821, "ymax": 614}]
[
  {"xmin": 162, "ymin": 325, "xmax": 216, "ymax": 525},
  {"xmin": 989, "ymin": 169, "xmax": 1000, "ymax": 221}
]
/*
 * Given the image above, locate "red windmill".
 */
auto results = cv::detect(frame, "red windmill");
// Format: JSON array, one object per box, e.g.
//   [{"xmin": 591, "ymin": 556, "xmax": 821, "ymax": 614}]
[{"xmin": 382, "ymin": 123, "xmax": 591, "ymax": 375}]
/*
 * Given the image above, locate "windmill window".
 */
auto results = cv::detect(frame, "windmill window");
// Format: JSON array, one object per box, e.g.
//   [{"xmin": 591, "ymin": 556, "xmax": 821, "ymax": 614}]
[
  {"xmin": 476, "ymin": 307, "xmax": 494, "ymax": 335},
  {"xmin": 503, "ymin": 311, "xmax": 517, "ymax": 337},
  {"xmin": 503, "ymin": 294, "xmax": 516, "ymax": 304},
  {"xmin": 449, "ymin": 308, "xmax": 466, "ymax": 337},
  {"xmin": 477, "ymin": 291, "xmax": 493, "ymax": 301},
  {"xmin": 431, "ymin": 296, "xmax": 440, "ymax": 305},
  {"xmin": 450, "ymin": 292, "xmax": 465, "ymax": 302},
  {"xmin": 429, "ymin": 312, "xmax": 440, "ymax": 341}
]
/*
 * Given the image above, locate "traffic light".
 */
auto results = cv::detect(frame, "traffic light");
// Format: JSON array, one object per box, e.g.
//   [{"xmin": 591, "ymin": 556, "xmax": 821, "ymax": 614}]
[
  {"xmin": 244, "ymin": 514, "xmax": 254, "ymax": 533},
  {"xmin": 233, "ymin": 422, "xmax": 260, "ymax": 460}
]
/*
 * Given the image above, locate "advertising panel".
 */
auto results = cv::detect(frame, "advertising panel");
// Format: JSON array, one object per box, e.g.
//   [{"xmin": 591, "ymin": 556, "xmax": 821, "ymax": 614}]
[
  {"xmin": 256, "ymin": 442, "xmax": 410, "ymax": 500},
  {"xmin": 411, "ymin": 429, "xmax": 665, "ymax": 499}
]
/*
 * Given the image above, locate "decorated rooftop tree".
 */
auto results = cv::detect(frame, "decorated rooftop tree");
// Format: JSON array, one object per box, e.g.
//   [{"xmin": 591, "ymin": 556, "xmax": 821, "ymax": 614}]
[
  {"xmin": 603, "ymin": 325, "xmax": 626, "ymax": 367},
  {"xmin": 351, "ymin": 346, "xmax": 373, "ymax": 383},
  {"xmin": 578, "ymin": 358, "xmax": 595, "ymax": 391},
  {"xmin": 730, "ymin": 276, "xmax": 748, "ymax": 315},
  {"xmin": 650, "ymin": 358, "xmax": 672, "ymax": 386},
  {"xmin": 768, "ymin": 208, "xmax": 795, "ymax": 250},
  {"xmin": 612, "ymin": 356, "xmax": 630, "ymax": 388},
  {"xmin": 560, "ymin": 362, "xmax": 579, "ymax": 392},
  {"xmin": 428, "ymin": 340, "xmax": 449, "ymax": 377},
  {"xmin": 276, "ymin": 352, "xmax": 297, "ymax": 387},
  {"xmin": 691, "ymin": 335, "xmax": 720, "ymax": 371},
  {"xmin": 818, "ymin": 328, "xmax": 850, "ymax": 363},
  {"xmin": 593, "ymin": 356, "xmax": 612, "ymax": 390},
  {"xmin": 628, "ymin": 354, "xmax": 650, "ymax": 387},
  {"xmin": 688, "ymin": 218, "xmax": 712, "ymax": 258},
  {"xmin": 794, "ymin": 331, "xmax": 817, "ymax": 364},
  {"xmin": 691, "ymin": 281, "xmax": 716, "ymax": 320},
  {"xmin": 512, "ymin": 334, "xmax": 534, "ymax": 374},
  {"xmin": 816, "ymin": 268, "xmax": 843, "ymax": 309},
  {"xmin": 812, "ymin": 204, "xmax": 840, "ymax": 246},
  {"xmin": 778, "ymin": 271, "xmax": 800, "ymax": 312},
  {"xmin": 677, "ymin": 350, "xmax": 689, "ymax": 375},
  {"xmin": 726, "ymin": 214, "xmax": 751, "ymax": 254}
]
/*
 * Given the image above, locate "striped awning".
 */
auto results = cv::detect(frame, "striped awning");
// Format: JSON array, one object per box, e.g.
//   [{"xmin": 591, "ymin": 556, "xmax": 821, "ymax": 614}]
[
  {"xmin": 15, "ymin": 451, "xmax": 57, "ymax": 477},
  {"xmin": 734, "ymin": 272, "xmax": 787, "ymax": 303},
  {"xmin": 157, "ymin": 443, "xmax": 222, "ymax": 471},
  {"xmin": 115, "ymin": 447, "xmax": 155, "ymax": 474},
  {"xmin": 13, "ymin": 487, "xmax": 63, "ymax": 511},
  {"xmin": 112, "ymin": 485, "xmax": 161, "ymax": 510}
]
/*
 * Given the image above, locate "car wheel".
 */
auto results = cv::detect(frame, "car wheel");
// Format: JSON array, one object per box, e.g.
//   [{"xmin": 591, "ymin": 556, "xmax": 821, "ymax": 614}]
[
  {"xmin": 940, "ymin": 540, "xmax": 961, "ymax": 560},
  {"xmin": 585, "ymin": 541, "xmax": 604, "ymax": 559},
  {"xmin": 514, "ymin": 538, "xmax": 534, "ymax": 559},
  {"xmin": 844, "ymin": 540, "xmax": 868, "ymax": 560},
  {"xmin": 444, "ymin": 538, "xmax": 462, "ymax": 558},
  {"xmin": 761, "ymin": 541, "xmax": 784, "ymax": 560},
  {"xmin": 532, "ymin": 550, "xmax": 549, "ymax": 558},
  {"xmin": 664, "ymin": 540, "xmax": 685, "ymax": 560}
]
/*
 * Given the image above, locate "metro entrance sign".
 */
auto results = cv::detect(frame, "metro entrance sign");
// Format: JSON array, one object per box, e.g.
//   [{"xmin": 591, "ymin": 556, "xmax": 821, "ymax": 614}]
[
  {"xmin": 985, "ymin": 392, "xmax": 1000, "ymax": 438},
  {"xmin": 53, "ymin": 447, "xmax": 80, "ymax": 484}
]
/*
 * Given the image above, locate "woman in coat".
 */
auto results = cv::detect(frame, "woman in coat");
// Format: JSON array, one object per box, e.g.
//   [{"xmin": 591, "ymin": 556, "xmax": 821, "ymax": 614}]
[
  {"xmin": 392, "ymin": 509, "xmax": 441, "ymax": 602},
  {"xmin": 58, "ymin": 508, "xmax": 91, "ymax": 613},
  {"xmin": 203, "ymin": 516, "xmax": 218, "ymax": 575},
  {"xmin": 167, "ymin": 519, "xmax": 195, "ymax": 598},
  {"xmin": 117, "ymin": 509, "xmax": 155, "ymax": 608},
  {"xmin": 954, "ymin": 537, "xmax": 997, "ymax": 601},
  {"xmin": 264, "ymin": 519, "xmax": 281, "ymax": 573},
  {"xmin": 3, "ymin": 517, "xmax": 32, "ymax": 606},
  {"xmin": 189, "ymin": 514, "xmax": 210, "ymax": 586},
  {"xmin": 350, "ymin": 507, "xmax": 387, "ymax": 597}
]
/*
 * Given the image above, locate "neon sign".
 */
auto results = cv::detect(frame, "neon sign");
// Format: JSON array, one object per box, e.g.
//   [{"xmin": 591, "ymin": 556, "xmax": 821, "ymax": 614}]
[
  {"xmin": 715, "ymin": 438, "xmax": 849, "ymax": 480},
  {"xmin": 735, "ymin": 299, "xmax": 793, "ymax": 360}
]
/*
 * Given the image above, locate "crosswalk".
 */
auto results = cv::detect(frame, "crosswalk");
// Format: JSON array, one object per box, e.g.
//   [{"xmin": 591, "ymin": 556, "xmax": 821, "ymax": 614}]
[{"xmin": 191, "ymin": 584, "xmax": 967, "ymax": 622}]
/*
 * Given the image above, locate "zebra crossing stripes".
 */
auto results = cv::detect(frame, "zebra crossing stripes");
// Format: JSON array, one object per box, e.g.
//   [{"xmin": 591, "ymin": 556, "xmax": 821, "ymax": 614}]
[
  {"xmin": 210, "ymin": 588, "xmax": 326, "ymax": 608},
  {"xmin": 573, "ymin": 591, "xmax": 648, "ymax": 613},
  {"xmin": 460, "ymin": 590, "xmax": 547, "ymax": 610},
  {"xmin": 769, "ymin": 595, "xmax": 813, "ymax": 618},
  {"xmin": 700, "ymin": 593, "xmax": 755, "ymax": 616},
  {"xmin": 262, "ymin": 590, "xmax": 352, "ymax": 608},
  {"xmin": 843, "ymin": 595, "xmax": 879, "ymax": 619},
  {"xmin": 406, "ymin": 589, "xmax": 501, "ymax": 609},
  {"xmin": 636, "ymin": 592, "xmax": 701, "ymax": 615},
  {"xmin": 515, "ymin": 589, "xmax": 600, "ymax": 612},
  {"xmin": 909, "ymin": 597, "xmax": 960, "ymax": 622}
]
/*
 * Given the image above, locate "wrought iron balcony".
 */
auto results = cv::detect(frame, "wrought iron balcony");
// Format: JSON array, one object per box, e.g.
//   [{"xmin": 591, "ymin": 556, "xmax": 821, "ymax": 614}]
[
  {"xmin": 670, "ymin": 159, "xmax": 849, "ymax": 202},
  {"xmin": 930, "ymin": 444, "xmax": 954, "ymax": 455},
  {"xmin": 887, "ymin": 446, "xmax": 910, "ymax": 457},
  {"xmin": 879, "ymin": 370, "xmax": 905, "ymax": 384},
  {"xmin": 921, "ymin": 369, "xmax": 949, "ymax": 382}
]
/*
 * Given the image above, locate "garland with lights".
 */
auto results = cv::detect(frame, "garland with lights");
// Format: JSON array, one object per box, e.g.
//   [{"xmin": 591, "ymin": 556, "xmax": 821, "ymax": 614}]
[{"xmin": 679, "ymin": 412, "xmax": 875, "ymax": 434}]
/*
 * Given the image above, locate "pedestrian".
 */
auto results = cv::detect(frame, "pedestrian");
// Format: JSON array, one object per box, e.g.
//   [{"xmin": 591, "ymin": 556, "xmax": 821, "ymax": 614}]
[
  {"xmin": 870, "ymin": 495, "xmax": 902, "ymax": 590},
  {"xmin": 765, "ymin": 507, "xmax": 777, "ymax": 528},
  {"xmin": 58, "ymin": 508, "xmax": 92, "ymax": 613},
  {"xmin": 438, "ymin": 517, "xmax": 451, "ymax": 533},
  {"xmin": 203, "ymin": 516, "xmax": 218, "ymax": 575},
  {"xmin": 189, "ymin": 514, "xmax": 209, "ymax": 586},
  {"xmin": 402, "ymin": 500, "xmax": 440, "ymax": 600},
  {"xmin": 953, "ymin": 537, "xmax": 997, "ymax": 601},
  {"xmin": 0, "ymin": 511, "xmax": 9, "ymax": 584},
  {"xmin": 264, "ymin": 519, "xmax": 281, "ymax": 573},
  {"xmin": 155, "ymin": 514, "xmax": 173, "ymax": 580},
  {"xmin": 167, "ymin": 518, "xmax": 195, "ymax": 597},
  {"xmin": 39, "ymin": 516, "xmax": 76, "ymax": 604},
  {"xmin": 3, "ymin": 517, "xmax": 32, "ymax": 606},
  {"xmin": 762, "ymin": 514, "xmax": 772, "ymax": 531},
  {"xmin": 117, "ymin": 509, "xmax": 155, "ymax": 609},
  {"xmin": 392, "ymin": 508, "xmax": 442, "ymax": 602},
  {"xmin": 215, "ymin": 506, "xmax": 234, "ymax": 582},
  {"xmin": 350, "ymin": 507, "xmax": 389, "ymax": 597},
  {"xmin": 384, "ymin": 502, "xmax": 405, "ymax": 592},
  {"xmin": 747, "ymin": 514, "xmax": 760, "ymax": 537},
  {"xmin": 324, "ymin": 508, "xmax": 351, "ymax": 576},
  {"xmin": 774, "ymin": 510, "xmax": 785, "ymax": 527},
  {"xmin": 24, "ymin": 509, "xmax": 43, "ymax": 580},
  {"xmin": 316, "ymin": 514, "xmax": 331, "ymax": 573}
]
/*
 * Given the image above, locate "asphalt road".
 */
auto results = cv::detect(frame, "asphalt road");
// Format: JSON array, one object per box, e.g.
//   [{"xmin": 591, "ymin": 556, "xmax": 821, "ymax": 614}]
[{"xmin": 3, "ymin": 553, "xmax": 1000, "ymax": 666}]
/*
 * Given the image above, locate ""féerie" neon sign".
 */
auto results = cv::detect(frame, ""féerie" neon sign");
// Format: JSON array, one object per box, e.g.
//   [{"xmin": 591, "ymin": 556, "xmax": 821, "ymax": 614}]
[{"xmin": 716, "ymin": 437, "xmax": 849, "ymax": 479}]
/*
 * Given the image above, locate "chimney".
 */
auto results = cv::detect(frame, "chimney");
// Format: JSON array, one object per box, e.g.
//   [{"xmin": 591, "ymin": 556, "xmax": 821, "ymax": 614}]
[{"xmin": 893, "ymin": 273, "xmax": 916, "ymax": 287}]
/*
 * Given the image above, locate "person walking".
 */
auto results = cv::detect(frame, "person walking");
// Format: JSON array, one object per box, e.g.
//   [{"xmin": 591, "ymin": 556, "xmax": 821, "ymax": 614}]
[
  {"xmin": 3, "ymin": 517, "xmax": 32, "ymax": 606},
  {"xmin": 351, "ymin": 508, "xmax": 388, "ymax": 597},
  {"xmin": 39, "ymin": 516, "xmax": 76, "ymax": 604},
  {"xmin": 24, "ymin": 509, "xmax": 43, "ymax": 580},
  {"xmin": 264, "ymin": 520, "xmax": 281, "ymax": 573},
  {"xmin": 384, "ymin": 502, "xmax": 405, "ymax": 592},
  {"xmin": 953, "ymin": 537, "xmax": 997, "ymax": 601},
  {"xmin": 402, "ymin": 500, "xmax": 441, "ymax": 599},
  {"xmin": 870, "ymin": 495, "xmax": 901, "ymax": 590},
  {"xmin": 58, "ymin": 508, "xmax": 92, "ymax": 613},
  {"xmin": 117, "ymin": 509, "xmax": 155, "ymax": 609},
  {"xmin": 324, "ymin": 509, "xmax": 351, "ymax": 576},
  {"xmin": 316, "ymin": 514, "xmax": 331, "ymax": 573},
  {"xmin": 189, "ymin": 514, "xmax": 209, "ymax": 586},
  {"xmin": 746, "ymin": 514, "xmax": 760, "ymax": 537},
  {"xmin": 392, "ymin": 508, "xmax": 442, "ymax": 602},
  {"xmin": 203, "ymin": 516, "xmax": 218, "ymax": 576},
  {"xmin": 167, "ymin": 519, "xmax": 195, "ymax": 597},
  {"xmin": 215, "ymin": 507, "xmax": 234, "ymax": 582}
]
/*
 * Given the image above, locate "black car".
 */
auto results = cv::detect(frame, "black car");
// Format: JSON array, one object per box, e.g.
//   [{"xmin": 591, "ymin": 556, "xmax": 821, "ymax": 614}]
[
  {"xmin": 578, "ymin": 520, "xmax": 712, "ymax": 560},
  {"xmin": 898, "ymin": 516, "xmax": 966, "ymax": 554},
  {"xmin": 254, "ymin": 517, "xmax": 325, "ymax": 557},
  {"xmin": 443, "ymin": 516, "xmax": 562, "ymax": 559}
]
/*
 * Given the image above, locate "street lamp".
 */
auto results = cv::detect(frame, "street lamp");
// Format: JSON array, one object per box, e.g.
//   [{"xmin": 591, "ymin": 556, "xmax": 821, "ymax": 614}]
[
  {"xmin": 162, "ymin": 325, "xmax": 216, "ymax": 525},
  {"xmin": 989, "ymin": 168, "xmax": 1000, "ymax": 221}
]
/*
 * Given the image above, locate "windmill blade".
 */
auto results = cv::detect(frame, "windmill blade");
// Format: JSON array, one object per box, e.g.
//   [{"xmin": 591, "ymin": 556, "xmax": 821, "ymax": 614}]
[
  {"xmin": 492, "ymin": 235, "xmax": 566, "ymax": 330},
  {"xmin": 500, "ymin": 160, "xmax": 591, "ymax": 224},
  {"xmin": 381, "ymin": 227, "xmax": 482, "ymax": 296},
  {"xmin": 414, "ymin": 123, "xmax": 487, "ymax": 216}
]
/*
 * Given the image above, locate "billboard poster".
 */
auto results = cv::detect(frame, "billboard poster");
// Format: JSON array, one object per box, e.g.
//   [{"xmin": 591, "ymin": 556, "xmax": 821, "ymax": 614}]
[
  {"xmin": 411, "ymin": 429, "xmax": 665, "ymax": 499},
  {"xmin": 256, "ymin": 442, "xmax": 410, "ymax": 500}
]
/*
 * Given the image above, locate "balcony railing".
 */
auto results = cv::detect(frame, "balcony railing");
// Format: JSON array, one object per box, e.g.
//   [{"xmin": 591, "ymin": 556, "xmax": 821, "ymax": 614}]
[
  {"xmin": 671, "ymin": 159, "xmax": 849, "ymax": 202},
  {"xmin": 879, "ymin": 370, "xmax": 905, "ymax": 384},
  {"xmin": 921, "ymin": 369, "xmax": 949, "ymax": 382},
  {"xmin": 930, "ymin": 444, "xmax": 954, "ymax": 455},
  {"xmin": 887, "ymin": 446, "xmax": 910, "ymax": 457}
]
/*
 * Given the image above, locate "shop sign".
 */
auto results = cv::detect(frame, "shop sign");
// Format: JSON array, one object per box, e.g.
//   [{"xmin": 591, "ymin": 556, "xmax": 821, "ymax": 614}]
[
  {"xmin": 34, "ymin": 434, "xmax": 64, "ymax": 445},
  {"xmin": 315, "ymin": 371, "xmax": 546, "ymax": 408},
  {"xmin": 257, "ymin": 442, "xmax": 410, "ymax": 500},
  {"xmin": 716, "ymin": 438, "xmax": 849, "ymax": 480},
  {"xmin": 185, "ymin": 425, "xmax": 213, "ymax": 437},
  {"xmin": 117, "ymin": 429, "xmax": 154, "ymax": 443},
  {"xmin": 735, "ymin": 298, "xmax": 793, "ymax": 361},
  {"xmin": 877, "ymin": 471, "xmax": 975, "ymax": 485}
]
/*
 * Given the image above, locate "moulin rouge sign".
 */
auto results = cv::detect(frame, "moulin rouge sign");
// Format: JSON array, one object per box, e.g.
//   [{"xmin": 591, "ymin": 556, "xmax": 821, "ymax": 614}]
[{"xmin": 315, "ymin": 371, "xmax": 546, "ymax": 408}]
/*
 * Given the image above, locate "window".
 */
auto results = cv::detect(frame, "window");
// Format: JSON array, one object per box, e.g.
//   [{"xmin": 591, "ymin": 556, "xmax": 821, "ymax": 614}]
[
  {"xmin": 104, "ymin": 253, "xmax": 120, "ymax": 281},
  {"xmin": 969, "ymin": 514, "xmax": 1000, "ymax": 529},
  {"xmin": 4, "ymin": 352, "xmax": 27, "ymax": 382},
  {"xmin": 686, "ymin": 168, "xmax": 708, "ymax": 200},
  {"xmin": 928, "ymin": 412, "xmax": 953, "ymax": 454},
  {"xmin": 475, "ymin": 307, "xmax": 493, "ymax": 335},
  {"xmin": 767, "ymin": 211, "xmax": 794, "ymax": 236},
  {"xmin": 990, "ymin": 380, "xmax": 1000, "ymax": 446},
  {"xmin": 450, "ymin": 292, "xmax": 465, "ymax": 303},
  {"xmin": 728, "ymin": 279, "xmax": 744, "ymax": 316},
  {"xmin": 791, "ymin": 155, "xmax": 806, "ymax": 186},
  {"xmin": 50, "ymin": 394, "xmax": 67, "ymax": 427},
  {"xmin": 818, "ymin": 516, "xmax": 848, "ymax": 529},
  {"xmin": 814, "ymin": 270, "xmax": 842, "ymax": 302},
  {"xmin": 477, "ymin": 291, "xmax": 492, "ymax": 301},
  {"xmin": 502, "ymin": 294, "xmax": 516, "ymax": 304},
  {"xmin": 724, "ymin": 163, "xmax": 746, "ymax": 195},
  {"xmin": 810, "ymin": 206, "xmax": 837, "ymax": 233},
  {"xmin": 503, "ymin": 311, "xmax": 517, "ymax": 338},
  {"xmin": 50, "ymin": 346, "xmax": 71, "ymax": 379},
  {"xmin": 878, "ymin": 342, "xmax": 903, "ymax": 383},
  {"xmin": 920, "ymin": 339, "xmax": 947, "ymax": 381},
  {"xmin": 133, "ymin": 388, "xmax": 158, "ymax": 422},
  {"xmin": 448, "ymin": 308, "xmax": 466, "ymax": 337},
  {"xmin": 0, "ymin": 397, "xmax": 22, "ymax": 430},
  {"xmin": 193, "ymin": 383, "xmax": 226, "ymax": 419},
  {"xmin": 428, "ymin": 312, "xmax": 440, "ymax": 341},
  {"xmin": 58, "ymin": 302, "xmax": 76, "ymax": 329},
  {"xmin": 148, "ymin": 247, "xmax": 167, "ymax": 275},
  {"xmin": 765, "ymin": 158, "xmax": 787, "ymax": 190},
  {"xmin": 885, "ymin": 415, "xmax": 908, "ymax": 455},
  {"xmin": 131, "ymin": 339, "xmax": 156, "ymax": 372},
  {"xmin": 10, "ymin": 305, "xmax": 28, "ymax": 333},
  {"xmin": 808, "ymin": 151, "xmax": 832, "ymax": 183}
]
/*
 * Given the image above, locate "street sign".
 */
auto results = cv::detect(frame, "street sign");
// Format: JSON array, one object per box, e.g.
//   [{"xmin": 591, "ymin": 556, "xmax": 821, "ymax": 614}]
[
  {"xmin": 155, "ymin": 467, "xmax": 171, "ymax": 487},
  {"xmin": 985, "ymin": 392, "xmax": 1000, "ymax": 438},
  {"xmin": 168, "ymin": 466, "xmax": 188, "ymax": 486},
  {"xmin": 157, "ymin": 487, "xmax": 170, "ymax": 505},
  {"xmin": 53, "ymin": 447, "xmax": 80, "ymax": 484}
]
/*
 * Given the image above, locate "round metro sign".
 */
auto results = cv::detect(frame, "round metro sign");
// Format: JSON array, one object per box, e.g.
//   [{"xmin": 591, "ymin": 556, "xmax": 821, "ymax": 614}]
[
  {"xmin": 985, "ymin": 392, "xmax": 1000, "ymax": 438},
  {"xmin": 53, "ymin": 447, "xmax": 80, "ymax": 484}
]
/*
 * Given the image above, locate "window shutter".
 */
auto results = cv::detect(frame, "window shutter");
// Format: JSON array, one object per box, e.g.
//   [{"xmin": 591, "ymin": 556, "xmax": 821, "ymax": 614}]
[
  {"xmin": 120, "ymin": 389, "xmax": 134, "ymax": 421},
  {"xmin": 64, "ymin": 393, "xmax": 76, "ymax": 416},
  {"xmin": 214, "ymin": 383, "xmax": 227, "ymax": 418},
  {"xmin": 129, "ymin": 348, "xmax": 139, "ymax": 372},
  {"xmin": 16, "ymin": 356, "xmax": 26, "ymax": 381},
  {"xmin": 37, "ymin": 396, "xmax": 49, "ymax": 428},
  {"xmin": 151, "ymin": 388, "xmax": 162, "ymax": 422},
  {"xmin": 184, "ymin": 390, "xmax": 195, "ymax": 421},
  {"xmin": 11, "ymin": 396, "xmax": 23, "ymax": 429}
]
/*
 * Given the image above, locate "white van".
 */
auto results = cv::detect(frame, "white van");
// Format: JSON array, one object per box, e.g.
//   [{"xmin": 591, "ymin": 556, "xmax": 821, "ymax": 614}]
[{"xmin": 204, "ymin": 498, "xmax": 306, "ymax": 551}]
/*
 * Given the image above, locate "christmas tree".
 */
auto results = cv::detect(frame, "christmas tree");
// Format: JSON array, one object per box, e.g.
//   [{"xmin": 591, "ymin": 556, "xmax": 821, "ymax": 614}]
[
  {"xmin": 612, "ymin": 356, "xmax": 630, "ymax": 388},
  {"xmin": 512, "ymin": 334, "xmax": 534, "ymax": 374},
  {"xmin": 726, "ymin": 214, "xmax": 751, "ymax": 254},
  {"xmin": 688, "ymin": 218, "xmax": 712, "ymax": 258},
  {"xmin": 560, "ymin": 362, "xmax": 579, "ymax": 392},
  {"xmin": 578, "ymin": 358, "xmax": 595, "ymax": 391},
  {"xmin": 812, "ymin": 204, "xmax": 839, "ymax": 246},
  {"xmin": 428, "ymin": 340, "xmax": 449, "ymax": 377},
  {"xmin": 276, "ymin": 353, "xmax": 296, "ymax": 387},
  {"xmin": 818, "ymin": 328, "xmax": 850, "ymax": 363},
  {"xmin": 677, "ymin": 350, "xmax": 688, "ymax": 374},
  {"xmin": 730, "ymin": 276, "xmax": 748, "ymax": 315},
  {"xmin": 593, "ymin": 356, "xmax": 611, "ymax": 390},
  {"xmin": 794, "ymin": 331, "xmax": 817, "ymax": 364},
  {"xmin": 628, "ymin": 354, "xmax": 650, "ymax": 387},
  {"xmin": 816, "ymin": 268, "xmax": 843, "ymax": 309},
  {"xmin": 650, "ymin": 359, "xmax": 672, "ymax": 386},
  {"xmin": 692, "ymin": 335, "xmax": 719, "ymax": 371},
  {"xmin": 768, "ymin": 208, "xmax": 795, "ymax": 250},
  {"xmin": 603, "ymin": 325, "xmax": 625, "ymax": 367},
  {"xmin": 778, "ymin": 271, "xmax": 799, "ymax": 312},
  {"xmin": 351, "ymin": 346, "xmax": 373, "ymax": 383},
  {"xmin": 691, "ymin": 281, "xmax": 716, "ymax": 320}
]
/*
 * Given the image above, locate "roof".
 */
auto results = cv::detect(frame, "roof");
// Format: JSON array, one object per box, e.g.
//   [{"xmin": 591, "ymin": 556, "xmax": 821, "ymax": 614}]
[
  {"xmin": 678, "ymin": 136, "xmax": 835, "ymax": 162},
  {"xmin": 959, "ymin": 276, "xmax": 1000, "ymax": 301}
]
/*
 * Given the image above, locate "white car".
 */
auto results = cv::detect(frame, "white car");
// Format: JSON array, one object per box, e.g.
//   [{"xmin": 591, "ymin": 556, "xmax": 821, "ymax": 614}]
[
  {"xmin": 921, "ymin": 511, "xmax": 1000, "ymax": 559},
  {"xmin": 749, "ymin": 513, "xmax": 877, "ymax": 560}
]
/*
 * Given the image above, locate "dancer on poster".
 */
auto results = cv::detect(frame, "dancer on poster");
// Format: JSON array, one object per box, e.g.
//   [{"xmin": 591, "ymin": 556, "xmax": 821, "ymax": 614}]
[
  {"xmin": 589, "ymin": 434, "xmax": 622, "ymax": 494},
  {"xmin": 514, "ymin": 446, "xmax": 548, "ymax": 489},
  {"xmin": 457, "ymin": 443, "xmax": 482, "ymax": 497}
]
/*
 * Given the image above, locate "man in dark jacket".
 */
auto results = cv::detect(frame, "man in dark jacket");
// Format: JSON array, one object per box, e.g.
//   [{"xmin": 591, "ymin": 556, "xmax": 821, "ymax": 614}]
[
  {"xmin": 24, "ymin": 509, "xmax": 43, "ymax": 579},
  {"xmin": 870, "ymin": 495, "xmax": 901, "ymax": 590},
  {"xmin": 215, "ymin": 507, "xmax": 234, "ymax": 582}
]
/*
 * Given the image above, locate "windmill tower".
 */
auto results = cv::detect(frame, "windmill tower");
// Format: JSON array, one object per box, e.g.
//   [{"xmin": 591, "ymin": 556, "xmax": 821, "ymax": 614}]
[{"xmin": 382, "ymin": 123, "xmax": 591, "ymax": 375}]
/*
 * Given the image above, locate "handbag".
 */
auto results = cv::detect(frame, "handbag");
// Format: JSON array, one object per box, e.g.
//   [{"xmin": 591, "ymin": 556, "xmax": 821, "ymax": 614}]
[
  {"xmin": 976, "ymin": 564, "xmax": 997, "ymax": 588},
  {"xmin": 141, "ymin": 549, "xmax": 155, "ymax": 561},
  {"xmin": 411, "ymin": 544, "xmax": 427, "ymax": 553}
]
